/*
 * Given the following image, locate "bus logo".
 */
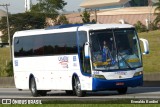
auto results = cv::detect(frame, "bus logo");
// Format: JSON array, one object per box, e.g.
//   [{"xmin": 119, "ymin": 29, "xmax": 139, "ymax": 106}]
[
  {"xmin": 58, "ymin": 56, "xmax": 69, "ymax": 68},
  {"xmin": 58, "ymin": 56, "xmax": 68, "ymax": 62}
]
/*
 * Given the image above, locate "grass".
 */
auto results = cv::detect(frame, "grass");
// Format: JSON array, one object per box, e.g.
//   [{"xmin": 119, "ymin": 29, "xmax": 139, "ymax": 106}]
[
  {"xmin": 138, "ymin": 30, "xmax": 160, "ymax": 73},
  {"xmin": 0, "ymin": 47, "xmax": 10, "ymax": 76},
  {"xmin": 0, "ymin": 30, "xmax": 160, "ymax": 75}
]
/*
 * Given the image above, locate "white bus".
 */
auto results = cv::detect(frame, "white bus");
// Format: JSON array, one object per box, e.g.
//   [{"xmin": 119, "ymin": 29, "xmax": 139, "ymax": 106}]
[{"xmin": 12, "ymin": 24, "xmax": 149, "ymax": 97}]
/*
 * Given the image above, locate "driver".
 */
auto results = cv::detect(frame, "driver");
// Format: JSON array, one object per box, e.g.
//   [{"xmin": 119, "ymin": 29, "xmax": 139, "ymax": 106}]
[{"xmin": 102, "ymin": 41, "xmax": 113, "ymax": 63}]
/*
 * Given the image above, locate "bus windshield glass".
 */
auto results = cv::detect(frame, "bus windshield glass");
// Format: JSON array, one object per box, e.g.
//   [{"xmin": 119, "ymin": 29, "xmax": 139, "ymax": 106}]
[{"xmin": 90, "ymin": 28, "xmax": 142, "ymax": 71}]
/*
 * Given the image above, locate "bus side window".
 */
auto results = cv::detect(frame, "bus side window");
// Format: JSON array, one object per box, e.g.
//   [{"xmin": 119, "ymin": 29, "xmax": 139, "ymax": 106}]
[{"xmin": 33, "ymin": 37, "xmax": 44, "ymax": 55}]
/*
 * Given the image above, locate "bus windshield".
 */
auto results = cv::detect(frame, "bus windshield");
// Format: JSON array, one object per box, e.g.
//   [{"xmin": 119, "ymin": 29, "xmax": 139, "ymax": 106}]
[{"xmin": 90, "ymin": 28, "xmax": 142, "ymax": 71}]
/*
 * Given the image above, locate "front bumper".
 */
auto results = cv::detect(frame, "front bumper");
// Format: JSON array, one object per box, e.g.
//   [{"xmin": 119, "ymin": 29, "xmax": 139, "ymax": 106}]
[{"xmin": 92, "ymin": 75, "xmax": 143, "ymax": 91}]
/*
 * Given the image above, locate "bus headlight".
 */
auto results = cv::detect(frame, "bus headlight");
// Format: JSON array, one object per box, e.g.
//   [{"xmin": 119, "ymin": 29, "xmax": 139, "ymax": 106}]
[
  {"xmin": 134, "ymin": 71, "xmax": 143, "ymax": 76},
  {"xmin": 93, "ymin": 75, "xmax": 106, "ymax": 79}
]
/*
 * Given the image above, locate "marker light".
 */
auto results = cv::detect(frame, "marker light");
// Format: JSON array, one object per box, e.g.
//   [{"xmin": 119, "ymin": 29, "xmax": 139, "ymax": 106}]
[{"xmin": 134, "ymin": 71, "xmax": 143, "ymax": 76}]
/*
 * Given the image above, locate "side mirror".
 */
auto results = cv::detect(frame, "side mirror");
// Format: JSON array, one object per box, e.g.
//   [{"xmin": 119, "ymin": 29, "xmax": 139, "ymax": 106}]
[
  {"xmin": 84, "ymin": 42, "xmax": 90, "ymax": 58},
  {"xmin": 140, "ymin": 38, "xmax": 149, "ymax": 55}
]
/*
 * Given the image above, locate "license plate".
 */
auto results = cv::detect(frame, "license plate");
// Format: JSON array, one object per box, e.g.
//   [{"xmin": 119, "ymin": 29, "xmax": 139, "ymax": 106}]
[{"xmin": 116, "ymin": 82, "xmax": 124, "ymax": 86}]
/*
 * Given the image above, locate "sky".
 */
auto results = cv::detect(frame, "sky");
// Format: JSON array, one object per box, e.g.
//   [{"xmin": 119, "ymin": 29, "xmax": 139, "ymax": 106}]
[{"xmin": 0, "ymin": 0, "xmax": 83, "ymax": 14}]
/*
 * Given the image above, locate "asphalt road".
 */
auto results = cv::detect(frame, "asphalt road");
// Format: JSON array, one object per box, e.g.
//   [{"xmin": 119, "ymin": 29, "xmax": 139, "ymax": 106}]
[{"xmin": 0, "ymin": 87, "xmax": 160, "ymax": 99}]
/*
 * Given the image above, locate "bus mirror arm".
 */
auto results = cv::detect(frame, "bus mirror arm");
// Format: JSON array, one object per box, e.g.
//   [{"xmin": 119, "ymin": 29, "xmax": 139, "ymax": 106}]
[
  {"xmin": 140, "ymin": 38, "xmax": 149, "ymax": 55},
  {"xmin": 84, "ymin": 42, "xmax": 90, "ymax": 58}
]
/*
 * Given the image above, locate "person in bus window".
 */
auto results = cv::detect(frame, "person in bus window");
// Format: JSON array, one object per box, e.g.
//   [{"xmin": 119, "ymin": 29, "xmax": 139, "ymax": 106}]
[{"xmin": 102, "ymin": 41, "xmax": 115, "ymax": 64}]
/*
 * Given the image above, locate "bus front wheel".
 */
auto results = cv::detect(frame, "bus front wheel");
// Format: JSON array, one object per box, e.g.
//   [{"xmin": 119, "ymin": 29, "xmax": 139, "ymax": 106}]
[
  {"xmin": 30, "ymin": 77, "xmax": 38, "ymax": 97},
  {"xmin": 73, "ymin": 77, "xmax": 86, "ymax": 97},
  {"xmin": 117, "ymin": 87, "xmax": 128, "ymax": 94}
]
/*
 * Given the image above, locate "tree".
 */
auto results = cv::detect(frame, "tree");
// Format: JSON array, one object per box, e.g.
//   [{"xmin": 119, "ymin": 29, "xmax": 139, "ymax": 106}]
[
  {"xmin": 154, "ymin": 0, "xmax": 160, "ymax": 26},
  {"xmin": 134, "ymin": 21, "xmax": 147, "ymax": 33},
  {"xmin": 80, "ymin": 10, "xmax": 96, "ymax": 24},
  {"xmin": 31, "ymin": 0, "xmax": 67, "ymax": 15},
  {"xmin": 57, "ymin": 14, "xmax": 69, "ymax": 25},
  {"xmin": 80, "ymin": 10, "xmax": 90, "ymax": 23},
  {"xmin": 0, "ymin": 12, "xmax": 49, "ymax": 42}
]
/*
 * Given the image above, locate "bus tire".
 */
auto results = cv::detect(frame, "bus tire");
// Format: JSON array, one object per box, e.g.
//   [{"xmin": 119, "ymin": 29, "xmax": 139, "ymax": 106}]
[
  {"xmin": 74, "ymin": 76, "xmax": 86, "ymax": 97},
  {"xmin": 30, "ymin": 77, "xmax": 38, "ymax": 97},
  {"xmin": 117, "ymin": 87, "xmax": 128, "ymax": 94}
]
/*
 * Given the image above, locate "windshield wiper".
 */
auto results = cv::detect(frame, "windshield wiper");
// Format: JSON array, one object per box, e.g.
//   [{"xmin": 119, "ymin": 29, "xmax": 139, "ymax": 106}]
[{"xmin": 118, "ymin": 52, "xmax": 134, "ymax": 70}]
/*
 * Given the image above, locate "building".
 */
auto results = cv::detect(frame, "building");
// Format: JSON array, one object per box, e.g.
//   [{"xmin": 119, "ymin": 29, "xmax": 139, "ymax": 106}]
[
  {"xmin": 66, "ymin": 6, "xmax": 155, "ymax": 25},
  {"xmin": 80, "ymin": 0, "xmax": 129, "ymax": 9},
  {"xmin": 0, "ymin": 9, "xmax": 7, "ymax": 43},
  {"xmin": 65, "ymin": 0, "xmax": 157, "ymax": 28}
]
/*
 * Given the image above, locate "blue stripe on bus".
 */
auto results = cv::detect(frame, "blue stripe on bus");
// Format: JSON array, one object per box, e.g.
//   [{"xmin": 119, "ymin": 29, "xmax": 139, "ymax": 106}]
[{"xmin": 92, "ymin": 75, "xmax": 143, "ymax": 91}]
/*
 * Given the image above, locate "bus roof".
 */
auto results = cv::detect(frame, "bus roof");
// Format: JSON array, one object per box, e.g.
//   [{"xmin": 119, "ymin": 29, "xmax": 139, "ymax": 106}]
[
  {"xmin": 13, "ymin": 24, "xmax": 134, "ymax": 37},
  {"xmin": 80, "ymin": 24, "xmax": 134, "ymax": 30}
]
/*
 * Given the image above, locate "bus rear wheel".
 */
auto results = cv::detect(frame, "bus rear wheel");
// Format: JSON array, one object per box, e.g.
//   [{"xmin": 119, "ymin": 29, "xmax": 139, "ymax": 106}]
[
  {"xmin": 73, "ymin": 77, "xmax": 86, "ymax": 97},
  {"xmin": 30, "ymin": 77, "xmax": 38, "ymax": 97},
  {"xmin": 117, "ymin": 87, "xmax": 128, "ymax": 94}
]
